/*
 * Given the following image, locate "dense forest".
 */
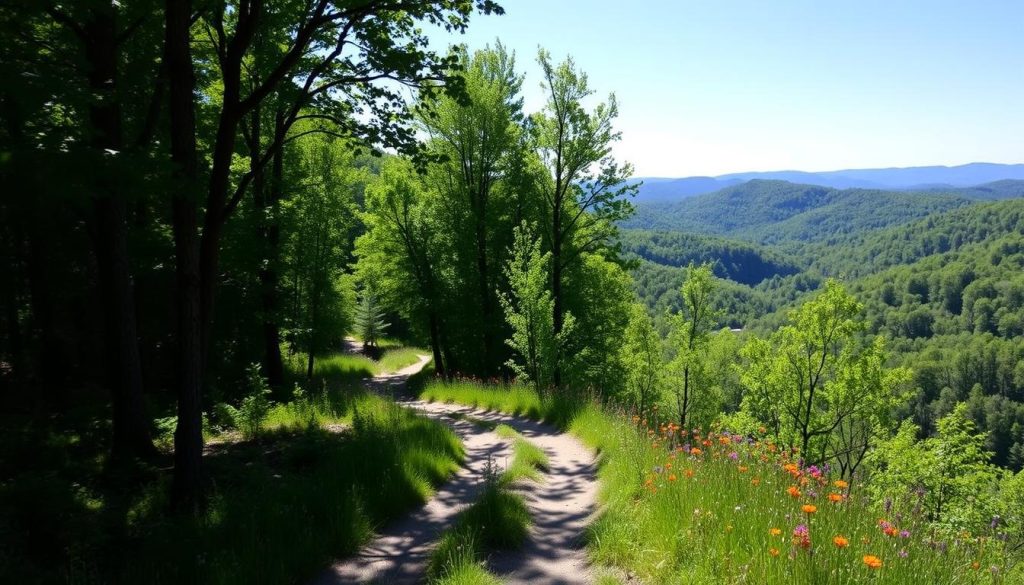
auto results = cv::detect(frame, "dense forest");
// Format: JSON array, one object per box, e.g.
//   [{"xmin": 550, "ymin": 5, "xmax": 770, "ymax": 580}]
[{"xmin": 1, "ymin": 2, "xmax": 1023, "ymax": 584}]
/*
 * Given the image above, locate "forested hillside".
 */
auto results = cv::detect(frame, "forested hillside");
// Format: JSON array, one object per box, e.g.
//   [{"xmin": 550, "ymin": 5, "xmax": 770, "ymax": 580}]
[
  {"xmin": 622, "ymin": 178, "xmax": 1024, "ymax": 246},
  {"xmin": 618, "ymin": 230, "xmax": 800, "ymax": 285}
]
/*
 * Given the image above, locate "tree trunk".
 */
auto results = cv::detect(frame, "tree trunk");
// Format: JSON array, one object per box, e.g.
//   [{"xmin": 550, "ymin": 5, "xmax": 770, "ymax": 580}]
[
  {"xmin": 551, "ymin": 205, "xmax": 564, "ymax": 389},
  {"xmin": 474, "ymin": 210, "xmax": 494, "ymax": 375},
  {"xmin": 427, "ymin": 311, "xmax": 447, "ymax": 379},
  {"xmin": 84, "ymin": 5, "xmax": 157, "ymax": 461},
  {"xmin": 165, "ymin": 0, "xmax": 204, "ymax": 513},
  {"xmin": 256, "ymin": 109, "xmax": 286, "ymax": 386}
]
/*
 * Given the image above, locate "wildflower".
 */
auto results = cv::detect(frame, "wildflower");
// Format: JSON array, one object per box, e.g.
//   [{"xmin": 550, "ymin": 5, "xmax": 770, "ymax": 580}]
[
  {"xmin": 899, "ymin": 529, "xmax": 910, "ymax": 539},
  {"xmin": 751, "ymin": 477, "xmax": 761, "ymax": 486},
  {"xmin": 690, "ymin": 447, "xmax": 702, "ymax": 456},
  {"xmin": 898, "ymin": 549, "xmax": 908, "ymax": 558},
  {"xmin": 665, "ymin": 461, "xmax": 672, "ymax": 469},
  {"xmin": 828, "ymin": 493, "xmax": 844, "ymax": 503},
  {"xmin": 834, "ymin": 479, "xmax": 849, "ymax": 489},
  {"xmin": 971, "ymin": 561, "xmax": 980, "ymax": 570},
  {"xmin": 738, "ymin": 465, "xmax": 748, "ymax": 473},
  {"xmin": 769, "ymin": 547, "xmax": 780, "ymax": 557},
  {"xmin": 786, "ymin": 486, "xmax": 801, "ymax": 498},
  {"xmin": 802, "ymin": 504, "xmax": 817, "ymax": 514},
  {"xmin": 758, "ymin": 426, "xmax": 767, "ymax": 434},
  {"xmin": 770, "ymin": 527, "xmax": 782, "ymax": 536},
  {"xmin": 728, "ymin": 451, "xmax": 739, "ymax": 460},
  {"xmin": 862, "ymin": 555, "xmax": 883, "ymax": 569},
  {"xmin": 685, "ymin": 469, "xmax": 694, "ymax": 478},
  {"xmin": 833, "ymin": 535, "xmax": 849, "ymax": 548},
  {"xmin": 668, "ymin": 474, "xmax": 677, "ymax": 482}
]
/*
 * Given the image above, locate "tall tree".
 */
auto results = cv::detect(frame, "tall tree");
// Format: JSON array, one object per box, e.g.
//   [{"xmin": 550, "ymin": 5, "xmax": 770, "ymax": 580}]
[
  {"xmin": 38, "ymin": 1, "xmax": 166, "ymax": 460},
  {"xmin": 668, "ymin": 263, "xmax": 719, "ymax": 430},
  {"xmin": 356, "ymin": 157, "xmax": 453, "ymax": 377},
  {"xmin": 162, "ymin": 0, "xmax": 500, "ymax": 509},
  {"xmin": 419, "ymin": 43, "xmax": 525, "ymax": 375},
  {"xmin": 531, "ymin": 49, "xmax": 636, "ymax": 388}
]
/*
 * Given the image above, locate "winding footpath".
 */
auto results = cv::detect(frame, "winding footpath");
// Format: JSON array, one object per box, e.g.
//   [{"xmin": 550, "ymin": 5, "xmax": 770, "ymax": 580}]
[{"xmin": 311, "ymin": 356, "xmax": 599, "ymax": 585}]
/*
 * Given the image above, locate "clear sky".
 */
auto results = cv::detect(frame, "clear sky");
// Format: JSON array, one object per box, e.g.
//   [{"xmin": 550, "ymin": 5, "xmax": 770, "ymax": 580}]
[{"xmin": 433, "ymin": 0, "xmax": 1024, "ymax": 177}]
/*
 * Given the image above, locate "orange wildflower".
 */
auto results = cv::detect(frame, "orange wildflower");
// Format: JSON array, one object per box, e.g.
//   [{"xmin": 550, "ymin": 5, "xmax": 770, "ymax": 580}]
[
  {"xmin": 769, "ymin": 547, "xmax": 780, "ymax": 557},
  {"xmin": 770, "ymin": 527, "xmax": 782, "ymax": 536},
  {"xmin": 690, "ymin": 447, "xmax": 702, "ymax": 456},
  {"xmin": 828, "ymin": 493, "xmax": 844, "ymax": 503},
  {"xmin": 668, "ymin": 474, "xmax": 677, "ymax": 482},
  {"xmin": 751, "ymin": 477, "xmax": 761, "ymax": 486},
  {"xmin": 786, "ymin": 486, "xmax": 801, "ymax": 498},
  {"xmin": 802, "ymin": 504, "xmax": 818, "ymax": 514},
  {"xmin": 834, "ymin": 479, "xmax": 849, "ymax": 489},
  {"xmin": 863, "ymin": 555, "xmax": 883, "ymax": 569},
  {"xmin": 833, "ymin": 535, "xmax": 849, "ymax": 548},
  {"xmin": 737, "ymin": 465, "xmax": 748, "ymax": 473},
  {"xmin": 971, "ymin": 561, "xmax": 981, "ymax": 570}
]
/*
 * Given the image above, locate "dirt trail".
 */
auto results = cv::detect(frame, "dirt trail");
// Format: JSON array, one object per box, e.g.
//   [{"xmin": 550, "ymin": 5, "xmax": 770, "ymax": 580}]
[{"xmin": 311, "ymin": 356, "xmax": 599, "ymax": 585}]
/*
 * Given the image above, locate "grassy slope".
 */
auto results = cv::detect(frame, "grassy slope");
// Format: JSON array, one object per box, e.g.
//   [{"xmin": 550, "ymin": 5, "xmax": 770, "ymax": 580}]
[
  {"xmin": 420, "ymin": 381, "xmax": 1017, "ymax": 584},
  {"xmin": 1, "ymin": 351, "xmax": 456, "ymax": 585}
]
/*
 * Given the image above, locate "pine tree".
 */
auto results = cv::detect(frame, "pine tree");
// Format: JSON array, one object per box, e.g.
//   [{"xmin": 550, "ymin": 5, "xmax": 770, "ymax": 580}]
[{"xmin": 354, "ymin": 291, "xmax": 390, "ymax": 350}]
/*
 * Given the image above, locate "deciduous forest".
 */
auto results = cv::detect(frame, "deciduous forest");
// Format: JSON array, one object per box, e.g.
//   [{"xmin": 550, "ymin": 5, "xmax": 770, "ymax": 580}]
[{"xmin": 1, "ymin": 2, "xmax": 1022, "ymax": 584}]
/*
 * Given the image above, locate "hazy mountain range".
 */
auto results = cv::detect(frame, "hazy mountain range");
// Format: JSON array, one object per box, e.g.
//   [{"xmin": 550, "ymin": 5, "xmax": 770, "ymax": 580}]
[{"xmin": 633, "ymin": 162, "xmax": 1024, "ymax": 202}]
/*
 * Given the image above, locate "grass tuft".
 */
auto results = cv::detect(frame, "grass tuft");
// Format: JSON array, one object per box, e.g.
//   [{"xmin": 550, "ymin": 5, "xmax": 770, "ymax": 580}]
[{"xmin": 427, "ymin": 479, "xmax": 529, "ymax": 583}]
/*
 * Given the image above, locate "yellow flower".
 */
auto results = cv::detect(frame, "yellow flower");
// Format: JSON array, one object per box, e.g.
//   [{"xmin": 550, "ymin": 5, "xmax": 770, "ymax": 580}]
[
  {"xmin": 769, "ymin": 527, "xmax": 782, "ymax": 536},
  {"xmin": 769, "ymin": 547, "xmax": 780, "ymax": 557}
]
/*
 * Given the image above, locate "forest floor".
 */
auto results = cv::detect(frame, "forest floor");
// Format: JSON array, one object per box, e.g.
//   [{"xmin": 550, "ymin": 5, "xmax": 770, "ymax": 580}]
[{"xmin": 311, "ymin": 356, "xmax": 600, "ymax": 585}]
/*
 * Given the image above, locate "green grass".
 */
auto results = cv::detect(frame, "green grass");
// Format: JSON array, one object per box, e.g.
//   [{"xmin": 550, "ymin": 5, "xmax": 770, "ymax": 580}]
[
  {"xmin": 378, "ymin": 347, "xmax": 428, "ymax": 373},
  {"xmin": 420, "ymin": 380, "xmax": 1023, "ymax": 584},
  {"xmin": 427, "ymin": 480, "xmax": 530, "ymax": 584},
  {"xmin": 2, "ymin": 394, "xmax": 463, "ymax": 585},
  {"xmin": 494, "ymin": 424, "xmax": 549, "ymax": 485}
]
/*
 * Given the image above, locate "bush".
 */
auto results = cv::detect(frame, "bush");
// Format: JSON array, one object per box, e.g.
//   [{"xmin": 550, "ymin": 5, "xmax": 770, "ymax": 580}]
[{"xmin": 238, "ymin": 363, "xmax": 273, "ymax": 439}]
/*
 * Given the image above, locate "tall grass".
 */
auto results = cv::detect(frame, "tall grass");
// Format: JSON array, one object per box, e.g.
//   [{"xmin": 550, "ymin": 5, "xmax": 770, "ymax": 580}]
[
  {"xmin": 420, "ymin": 380, "xmax": 1021, "ymax": 584},
  {"xmin": 128, "ymin": 396, "xmax": 462, "ymax": 584},
  {"xmin": 2, "ymin": 394, "xmax": 462, "ymax": 584}
]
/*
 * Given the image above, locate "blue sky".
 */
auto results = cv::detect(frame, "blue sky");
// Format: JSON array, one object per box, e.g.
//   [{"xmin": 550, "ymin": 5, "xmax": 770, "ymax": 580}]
[{"xmin": 435, "ymin": 0, "xmax": 1024, "ymax": 177}]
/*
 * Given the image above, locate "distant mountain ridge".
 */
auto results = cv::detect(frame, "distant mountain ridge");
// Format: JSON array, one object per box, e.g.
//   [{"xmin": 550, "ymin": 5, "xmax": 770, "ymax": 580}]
[{"xmin": 633, "ymin": 162, "xmax": 1024, "ymax": 201}]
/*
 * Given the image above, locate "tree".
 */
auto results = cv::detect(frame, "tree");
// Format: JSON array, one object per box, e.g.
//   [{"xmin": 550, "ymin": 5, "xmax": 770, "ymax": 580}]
[
  {"xmin": 354, "ymin": 290, "xmax": 390, "ymax": 351},
  {"xmin": 499, "ymin": 222, "xmax": 572, "ymax": 393},
  {"xmin": 668, "ymin": 263, "xmax": 719, "ymax": 430},
  {"xmin": 418, "ymin": 42, "xmax": 525, "ymax": 375},
  {"xmin": 162, "ymin": 0, "xmax": 501, "ymax": 510},
  {"xmin": 620, "ymin": 304, "xmax": 663, "ymax": 418},
  {"xmin": 870, "ymin": 404, "xmax": 1002, "ymax": 530},
  {"xmin": 531, "ymin": 48, "xmax": 636, "ymax": 388},
  {"xmin": 282, "ymin": 131, "xmax": 360, "ymax": 378},
  {"xmin": 356, "ymin": 157, "xmax": 453, "ymax": 377},
  {"xmin": 740, "ymin": 280, "xmax": 909, "ymax": 465}
]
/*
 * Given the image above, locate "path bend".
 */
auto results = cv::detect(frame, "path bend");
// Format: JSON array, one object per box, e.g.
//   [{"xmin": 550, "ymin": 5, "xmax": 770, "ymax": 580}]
[{"xmin": 311, "ymin": 356, "xmax": 598, "ymax": 585}]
